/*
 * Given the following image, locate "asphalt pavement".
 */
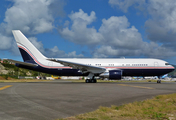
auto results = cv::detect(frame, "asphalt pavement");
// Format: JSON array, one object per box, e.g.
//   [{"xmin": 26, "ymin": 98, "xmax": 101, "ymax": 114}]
[{"xmin": 0, "ymin": 80, "xmax": 175, "ymax": 120}]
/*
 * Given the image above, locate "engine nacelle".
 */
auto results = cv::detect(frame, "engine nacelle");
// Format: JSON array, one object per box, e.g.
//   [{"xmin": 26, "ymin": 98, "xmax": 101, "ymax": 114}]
[
  {"xmin": 100, "ymin": 70, "xmax": 122, "ymax": 80},
  {"xmin": 109, "ymin": 70, "xmax": 122, "ymax": 79}
]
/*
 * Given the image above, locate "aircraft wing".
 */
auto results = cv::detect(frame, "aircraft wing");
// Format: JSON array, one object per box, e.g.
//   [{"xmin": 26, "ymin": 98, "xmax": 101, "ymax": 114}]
[
  {"xmin": 47, "ymin": 59, "xmax": 106, "ymax": 74},
  {"xmin": 6, "ymin": 59, "xmax": 38, "ymax": 67}
]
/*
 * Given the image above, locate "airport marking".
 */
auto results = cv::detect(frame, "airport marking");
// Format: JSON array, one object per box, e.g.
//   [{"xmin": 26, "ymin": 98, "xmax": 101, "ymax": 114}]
[
  {"xmin": 0, "ymin": 85, "xmax": 12, "ymax": 91},
  {"xmin": 118, "ymin": 84, "xmax": 154, "ymax": 89}
]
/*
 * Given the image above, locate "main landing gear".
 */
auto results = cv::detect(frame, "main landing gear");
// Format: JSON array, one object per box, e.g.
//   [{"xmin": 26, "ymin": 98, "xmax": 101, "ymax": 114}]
[
  {"xmin": 85, "ymin": 73, "xmax": 97, "ymax": 83},
  {"xmin": 85, "ymin": 79, "xmax": 97, "ymax": 83}
]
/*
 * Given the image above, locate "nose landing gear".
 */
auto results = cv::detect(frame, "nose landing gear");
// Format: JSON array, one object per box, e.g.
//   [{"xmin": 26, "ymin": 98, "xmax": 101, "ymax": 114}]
[
  {"xmin": 157, "ymin": 80, "xmax": 161, "ymax": 83},
  {"xmin": 157, "ymin": 76, "xmax": 161, "ymax": 83}
]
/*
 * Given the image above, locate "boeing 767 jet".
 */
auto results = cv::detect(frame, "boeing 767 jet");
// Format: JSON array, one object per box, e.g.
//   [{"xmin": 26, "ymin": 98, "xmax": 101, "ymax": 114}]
[{"xmin": 7, "ymin": 30, "xmax": 175, "ymax": 83}]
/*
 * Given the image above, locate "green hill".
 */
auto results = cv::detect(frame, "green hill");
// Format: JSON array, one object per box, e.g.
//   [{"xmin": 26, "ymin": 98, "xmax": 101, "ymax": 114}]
[{"xmin": 0, "ymin": 60, "xmax": 51, "ymax": 79}]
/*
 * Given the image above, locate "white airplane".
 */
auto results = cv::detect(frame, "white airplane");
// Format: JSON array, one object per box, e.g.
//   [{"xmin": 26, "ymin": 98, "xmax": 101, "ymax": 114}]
[{"xmin": 7, "ymin": 30, "xmax": 175, "ymax": 83}]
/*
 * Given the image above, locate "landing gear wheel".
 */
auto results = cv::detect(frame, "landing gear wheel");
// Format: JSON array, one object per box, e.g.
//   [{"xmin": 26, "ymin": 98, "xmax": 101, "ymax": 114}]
[
  {"xmin": 157, "ymin": 80, "xmax": 161, "ymax": 83},
  {"xmin": 85, "ymin": 79, "xmax": 97, "ymax": 83},
  {"xmin": 91, "ymin": 79, "xmax": 97, "ymax": 83},
  {"xmin": 94, "ymin": 79, "xmax": 97, "ymax": 83},
  {"xmin": 86, "ymin": 79, "xmax": 90, "ymax": 83}
]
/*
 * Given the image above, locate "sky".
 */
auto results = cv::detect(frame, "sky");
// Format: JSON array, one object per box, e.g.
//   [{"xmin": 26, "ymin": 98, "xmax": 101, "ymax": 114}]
[{"xmin": 0, "ymin": 0, "xmax": 176, "ymax": 64}]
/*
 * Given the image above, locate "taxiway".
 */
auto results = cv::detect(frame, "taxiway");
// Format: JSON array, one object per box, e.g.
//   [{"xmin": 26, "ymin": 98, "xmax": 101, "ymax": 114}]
[{"xmin": 0, "ymin": 80, "xmax": 175, "ymax": 120}]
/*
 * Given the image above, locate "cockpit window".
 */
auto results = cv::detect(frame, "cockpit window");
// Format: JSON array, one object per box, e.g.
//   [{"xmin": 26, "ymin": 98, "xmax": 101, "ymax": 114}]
[{"xmin": 165, "ymin": 63, "xmax": 170, "ymax": 65}]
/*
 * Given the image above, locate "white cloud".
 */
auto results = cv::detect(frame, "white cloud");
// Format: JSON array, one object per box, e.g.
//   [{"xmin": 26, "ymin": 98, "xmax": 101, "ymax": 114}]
[
  {"xmin": 0, "ymin": 0, "xmax": 58, "ymax": 53},
  {"xmin": 1, "ymin": 0, "xmax": 176, "ymax": 59},
  {"xmin": 145, "ymin": 0, "xmax": 176, "ymax": 43},
  {"xmin": 93, "ymin": 42, "xmax": 175, "ymax": 59},
  {"xmin": 0, "ymin": 0, "xmax": 84, "ymax": 58},
  {"xmin": 59, "ymin": 10, "xmax": 144, "ymax": 57},
  {"xmin": 95, "ymin": 15, "xmax": 176, "ymax": 58},
  {"xmin": 142, "ymin": 42, "xmax": 176, "ymax": 58},
  {"xmin": 45, "ymin": 46, "xmax": 84, "ymax": 58},
  {"xmin": 67, "ymin": 51, "xmax": 84, "ymax": 58},
  {"xmin": 64, "ymin": 20, "xmax": 70, "ymax": 27},
  {"xmin": 60, "ymin": 9, "xmax": 176, "ymax": 58},
  {"xmin": 3, "ymin": 0, "xmax": 55, "ymax": 35},
  {"xmin": 28, "ymin": 37, "xmax": 45, "ymax": 54},
  {"xmin": 69, "ymin": 9, "xmax": 96, "ymax": 24},
  {"xmin": 0, "ymin": 33, "xmax": 12, "ymax": 50},
  {"xmin": 0, "ymin": 0, "xmax": 68, "ymax": 57},
  {"xmin": 93, "ymin": 46, "xmax": 141, "ymax": 58},
  {"xmin": 99, "ymin": 16, "xmax": 144, "ymax": 49},
  {"xmin": 59, "ymin": 9, "xmax": 103, "ymax": 45},
  {"xmin": 29, "ymin": 37, "xmax": 84, "ymax": 58},
  {"xmin": 143, "ymin": 0, "xmax": 176, "ymax": 58},
  {"xmin": 0, "ymin": 34, "xmax": 20, "ymax": 56},
  {"xmin": 109, "ymin": 0, "xmax": 146, "ymax": 12},
  {"xmin": 107, "ymin": 0, "xmax": 176, "ymax": 58}
]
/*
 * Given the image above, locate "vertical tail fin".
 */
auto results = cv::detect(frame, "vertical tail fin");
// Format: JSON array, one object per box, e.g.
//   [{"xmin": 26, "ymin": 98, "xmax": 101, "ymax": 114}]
[{"xmin": 12, "ymin": 30, "xmax": 47, "ymax": 63}]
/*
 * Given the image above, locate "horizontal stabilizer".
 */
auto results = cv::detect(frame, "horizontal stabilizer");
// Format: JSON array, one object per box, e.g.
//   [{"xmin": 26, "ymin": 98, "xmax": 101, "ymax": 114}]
[{"xmin": 6, "ymin": 59, "xmax": 38, "ymax": 67}]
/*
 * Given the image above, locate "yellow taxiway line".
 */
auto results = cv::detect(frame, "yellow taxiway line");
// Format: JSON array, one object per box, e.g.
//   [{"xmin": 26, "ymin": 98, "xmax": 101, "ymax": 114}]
[
  {"xmin": 119, "ymin": 84, "xmax": 154, "ymax": 89},
  {"xmin": 0, "ymin": 85, "xmax": 12, "ymax": 91}
]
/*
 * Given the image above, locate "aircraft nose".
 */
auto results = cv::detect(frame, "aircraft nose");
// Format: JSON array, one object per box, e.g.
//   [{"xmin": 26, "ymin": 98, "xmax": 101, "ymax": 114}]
[
  {"xmin": 171, "ymin": 65, "xmax": 175, "ymax": 70},
  {"xmin": 170, "ymin": 65, "xmax": 175, "ymax": 71}
]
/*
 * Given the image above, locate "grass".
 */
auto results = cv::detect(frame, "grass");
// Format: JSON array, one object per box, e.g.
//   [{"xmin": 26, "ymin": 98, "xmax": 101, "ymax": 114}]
[{"xmin": 59, "ymin": 93, "xmax": 176, "ymax": 120}]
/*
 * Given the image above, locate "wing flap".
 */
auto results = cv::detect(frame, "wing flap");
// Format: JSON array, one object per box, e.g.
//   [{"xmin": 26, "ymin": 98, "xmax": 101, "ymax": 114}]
[
  {"xmin": 6, "ymin": 59, "xmax": 38, "ymax": 67},
  {"xmin": 47, "ymin": 59, "xmax": 106, "ymax": 74}
]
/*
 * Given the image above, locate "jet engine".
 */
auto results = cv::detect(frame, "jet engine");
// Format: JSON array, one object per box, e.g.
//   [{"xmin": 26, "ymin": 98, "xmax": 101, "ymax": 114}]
[{"xmin": 100, "ymin": 70, "xmax": 122, "ymax": 80}]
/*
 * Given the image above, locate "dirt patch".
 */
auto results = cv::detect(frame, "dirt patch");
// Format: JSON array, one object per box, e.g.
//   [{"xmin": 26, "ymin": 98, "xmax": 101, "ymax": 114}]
[
  {"xmin": 0, "ymin": 76, "xmax": 6, "ymax": 80},
  {"xmin": 0, "ymin": 76, "xmax": 13, "ymax": 80}
]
